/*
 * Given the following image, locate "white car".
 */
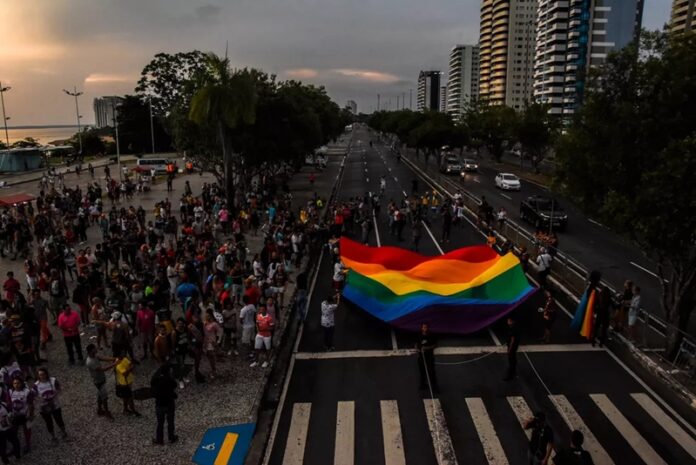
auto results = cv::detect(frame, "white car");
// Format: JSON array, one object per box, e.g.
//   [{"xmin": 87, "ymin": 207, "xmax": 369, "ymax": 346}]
[
  {"xmin": 461, "ymin": 158, "xmax": 479, "ymax": 172},
  {"xmin": 495, "ymin": 173, "xmax": 521, "ymax": 191}
]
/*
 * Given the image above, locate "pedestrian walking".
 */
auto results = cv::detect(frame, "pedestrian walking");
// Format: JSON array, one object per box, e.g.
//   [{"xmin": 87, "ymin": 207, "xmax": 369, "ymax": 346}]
[
  {"xmin": 114, "ymin": 350, "xmax": 140, "ymax": 417},
  {"xmin": 613, "ymin": 280, "xmax": 633, "ymax": 333},
  {"xmin": 553, "ymin": 430, "xmax": 594, "ymax": 464},
  {"xmin": 592, "ymin": 285, "xmax": 612, "ymax": 347},
  {"xmin": 321, "ymin": 294, "xmax": 338, "ymax": 351},
  {"xmin": 150, "ymin": 364, "xmax": 178, "ymax": 445},
  {"xmin": 9, "ymin": 377, "xmax": 33, "ymax": 454},
  {"xmin": 250, "ymin": 304, "xmax": 274, "ymax": 368},
  {"xmin": 239, "ymin": 297, "xmax": 256, "ymax": 358},
  {"xmin": 85, "ymin": 344, "xmax": 117, "ymax": 421},
  {"xmin": 0, "ymin": 400, "xmax": 21, "ymax": 463},
  {"xmin": 525, "ymin": 411, "xmax": 554, "ymax": 465},
  {"xmin": 416, "ymin": 323, "xmax": 438, "ymax": 392},
  {"xmin": 504, "ymin": 316, "xmax": 519, "ymax": 381},
  {"xmin": 34, "ymin": 367, "xmax": 68, "ymax": 442},
  {"xmin": 627, "ymin": 286, "xmax": 641, "ymax": 342},
  {"xmin": 536, "ymin": 247, "xmax": 553, "ymax": 289},
  {"xmin": 57, "ymin": 304, "xmax": 83, "ymax": 365}
]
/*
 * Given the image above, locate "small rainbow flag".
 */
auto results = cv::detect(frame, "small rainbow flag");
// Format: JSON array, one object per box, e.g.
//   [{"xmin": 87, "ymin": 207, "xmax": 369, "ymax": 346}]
[
  {"xmin": 571, "ymin": 286, "xmax": 596, "ymax": 338},
  {"xmin": 339, "ymin": 237, "xmax": 536, "ymax": 334}
]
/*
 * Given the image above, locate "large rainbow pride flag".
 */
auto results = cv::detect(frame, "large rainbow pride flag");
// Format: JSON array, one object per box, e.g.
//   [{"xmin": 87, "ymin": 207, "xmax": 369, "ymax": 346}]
[{"xmin": 339, "ymin": 237, "xmax": 537, "ymax": 334}]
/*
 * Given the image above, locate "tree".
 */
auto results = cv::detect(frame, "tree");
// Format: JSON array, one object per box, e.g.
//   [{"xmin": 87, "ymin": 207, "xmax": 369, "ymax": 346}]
[
  {"xmin": 189, "ymin": 54, "xmax": 257, "ymax": 208},
  {"xmin": 11, "ymin": 137, "xmax": 41, "ymax": 148},
  {"xmin": 555, "ymin": 30, "xmax": 696, "ymax": 356},
  {"xmin": 117, "ymin": 95, "xmax": 172, "ymax": 154},
  {"xmin": 136, "ymin": 51, "xmax": 208, "ymax": 116},
  {"xmin": 515, "ymin": 102, "xmax": 559, "ymax": 172},
  {"xmin": 69, "ymin": 129, "xmax": 105, "ymax": 157},
  {"xmin": 0, "ymin": 140, "xmax": 6, "ymax": 150},
  {"xmin": 477, "ymin": 104, "xmax": 517, "ymax": 162}
]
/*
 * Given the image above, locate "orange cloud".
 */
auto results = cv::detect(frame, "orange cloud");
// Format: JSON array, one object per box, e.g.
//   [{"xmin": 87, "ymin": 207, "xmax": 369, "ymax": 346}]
[
  {"xmin": 84, "ymin": 73, "xmax": 136, "ymax": 84},
  {"xmin": 285, "ymin": 68, "xmax": 319, "ymax": 79},
  {"xmin": 331, "ymin": 68, "xmax": 400, "ymax": 83}
]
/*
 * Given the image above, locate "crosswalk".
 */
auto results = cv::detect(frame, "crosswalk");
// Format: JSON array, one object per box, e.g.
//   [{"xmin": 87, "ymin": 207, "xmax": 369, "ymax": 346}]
[{"xmin": 270, "ymin": 392, "xmax": 696, "ymax": 465}]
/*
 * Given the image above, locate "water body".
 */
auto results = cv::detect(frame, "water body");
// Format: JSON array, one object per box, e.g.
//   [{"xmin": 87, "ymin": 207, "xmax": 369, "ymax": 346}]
[{"xmin": 2, "ymin": 125, "xmax": 81, "ymax": 145}]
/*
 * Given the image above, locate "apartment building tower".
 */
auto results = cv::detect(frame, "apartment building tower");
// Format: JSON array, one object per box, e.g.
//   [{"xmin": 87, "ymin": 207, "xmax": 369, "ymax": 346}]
[
  {"xmin": 533, "ymin": 0, "xmax": 644, "ymax": 116},
  {"xmin": 446, "ymin": 44, "xmax": 480, "ymax": 120},
  {"xmin": 670, "ymin": 0, "xmax": 696, "ymax": 33},
  {"xmin": 478, "ymin": 0, "xmax": 537, "ymax": 109},
  {"xmin": 93, "ymin": 96, "xmax": 124, "ymax": 128},
  {"xmin": 417, "ymin": 71, "xmax": 441, "ymax": 112}
]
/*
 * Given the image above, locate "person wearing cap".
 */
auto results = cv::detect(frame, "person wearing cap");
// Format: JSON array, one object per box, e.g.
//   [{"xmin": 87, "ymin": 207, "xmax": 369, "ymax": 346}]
[
  {"xmin": 525, "ymin": 411, "xmax": 554, "ymax": 465},
  {"xmin": 57, "ymin": 304, "xmax": 83, "ymax": 365}
]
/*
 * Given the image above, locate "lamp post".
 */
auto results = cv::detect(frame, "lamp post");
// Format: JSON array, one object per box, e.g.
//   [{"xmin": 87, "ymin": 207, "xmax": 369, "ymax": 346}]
[
  {"xmin": 0, "ymin": 82, "xmax": 11, "ymax": 147},
  {"xmin": 149, "ymin": 96, "xmax": 156, "ymax": 154},
  {"xmin": 63, "ymin": 86, "xmax": 84, "ymax": 156},
  {"xmin": 112, "ymin": 105, "xmax": 121, "ymax": 180}
]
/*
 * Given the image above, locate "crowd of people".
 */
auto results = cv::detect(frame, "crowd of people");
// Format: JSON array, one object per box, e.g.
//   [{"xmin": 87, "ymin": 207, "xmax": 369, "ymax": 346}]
[{"xmin": 0, "ymin": 165, "xmax": 332, "ymax": 461}]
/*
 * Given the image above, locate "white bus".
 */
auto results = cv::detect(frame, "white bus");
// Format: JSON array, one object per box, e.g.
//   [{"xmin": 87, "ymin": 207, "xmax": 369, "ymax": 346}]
[{"xmin": 136, "ymin": 157, "xmax": 171, "ymax": 174}]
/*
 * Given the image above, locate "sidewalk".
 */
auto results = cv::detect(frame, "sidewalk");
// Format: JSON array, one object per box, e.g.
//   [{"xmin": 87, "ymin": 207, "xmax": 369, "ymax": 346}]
[{"xmin": 2, "ymin": 154, "xmax": 139, "ymax": 186}]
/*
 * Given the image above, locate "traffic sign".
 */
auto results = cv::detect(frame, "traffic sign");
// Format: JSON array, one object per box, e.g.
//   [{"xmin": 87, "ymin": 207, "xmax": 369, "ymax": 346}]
[{"xmin": 192, "ymin": 423, "xmax": 255, "ymax": 465}]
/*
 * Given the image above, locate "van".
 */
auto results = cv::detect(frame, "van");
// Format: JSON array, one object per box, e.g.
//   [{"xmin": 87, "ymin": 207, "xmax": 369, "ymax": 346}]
[{"xmin": 136, "ymin": 158, "xmax": 171, "ymax": 174}]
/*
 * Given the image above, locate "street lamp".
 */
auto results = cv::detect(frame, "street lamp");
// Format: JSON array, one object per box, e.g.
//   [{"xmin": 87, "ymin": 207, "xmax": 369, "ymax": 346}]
[
  {"xmin": 63, "ymin": 86, "xmax": 84, "ymax": 156},
  {"xmin": 0, "ymin": 82, "xmax": 11, "ymax": 147},
  {"xmin": 111, "ymin": 104, "xmax": 122, "ymax": 180}
]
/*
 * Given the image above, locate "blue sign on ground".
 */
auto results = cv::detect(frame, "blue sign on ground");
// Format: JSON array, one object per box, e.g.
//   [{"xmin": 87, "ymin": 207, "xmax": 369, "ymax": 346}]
[{"xmin": 192, "ymin": 423, "xmax": 256, "ymax": 465}]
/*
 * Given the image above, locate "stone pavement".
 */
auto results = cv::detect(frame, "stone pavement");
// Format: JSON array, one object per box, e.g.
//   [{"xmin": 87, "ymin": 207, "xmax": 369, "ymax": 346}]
[{"xmin": 0, "ymin": 142, "xmax": 349, "ymax": 465}]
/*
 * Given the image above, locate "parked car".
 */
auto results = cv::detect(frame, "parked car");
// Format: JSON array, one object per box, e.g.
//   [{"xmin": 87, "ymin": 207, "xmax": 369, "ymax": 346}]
[
  {"xmin": 440, "ymin": 155, "xmax": 462, "ymax": 175},
  {"xmin": 520, "ymin": 196, "xmax": 568, "ymax": 231},
  {"xmin": 495, "ymin": 172, "xmax": 521, "ymax": 190},
  {"xmin": 461, "ymin": 158, "xmax": 479, "ymax": 172}
]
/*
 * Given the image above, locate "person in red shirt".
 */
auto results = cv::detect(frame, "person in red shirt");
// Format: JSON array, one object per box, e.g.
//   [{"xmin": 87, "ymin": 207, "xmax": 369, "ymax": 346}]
[
  {"xmin": 250, "ymin": 304, "xmax": 274, "ymax": 368},
  {"xmin": 136, "ymin": 304, "xmax": 156, "ymax": 359},
  {"xmin": 3, "ymin": 271, "xmax": 20, "ymax": 302},
  {"xmin": 57, "ymin": 304, "xmax": 83, "ymax": 365},
  {"xmin": 244, "ymin": 279, "xmax": 261, "ymax": 306}
]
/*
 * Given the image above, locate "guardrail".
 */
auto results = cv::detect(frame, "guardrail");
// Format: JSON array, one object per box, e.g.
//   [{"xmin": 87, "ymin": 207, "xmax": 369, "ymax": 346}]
[{"xmin": 389, "ymin": 138, "xmax": 696, "ymax": 383}]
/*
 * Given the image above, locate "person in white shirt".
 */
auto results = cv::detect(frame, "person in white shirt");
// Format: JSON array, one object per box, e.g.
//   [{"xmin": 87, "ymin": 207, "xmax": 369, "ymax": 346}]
[
  {"xmin": 215, "ymin": 252, "xmax": 226, "ymax": 274},
  {"xmin": 536, "ymin": 248, "xmax": 553, "ymax": 288},
  {"xmin": 321, "ymin": 294, "xmax": 339, "ymax": 351},
  {"xmin": 239, "ymin": 297, "xmax": 257, "ymax": 357},
  {"xmin": 333, "ymin": 261, "xmax": 346, "ymax": 290}
]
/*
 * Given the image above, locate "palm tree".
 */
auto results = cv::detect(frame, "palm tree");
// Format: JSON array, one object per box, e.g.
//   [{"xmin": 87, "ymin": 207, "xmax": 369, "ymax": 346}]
[{"xmin": 189, "ymin": 53, "xmax": 257, "ymax": 209}]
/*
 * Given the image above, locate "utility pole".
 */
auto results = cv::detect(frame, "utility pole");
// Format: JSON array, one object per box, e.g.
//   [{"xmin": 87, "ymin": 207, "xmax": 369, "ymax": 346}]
[
  {"xmin": 0, "ymin": 82, "xmax": 10, "ymax": 147},
  {"xmin": 402, "ymin": 92, "xmax": 406, "ymax": 110},
  {"xmin": 149, "ymin": 96, "xmax": 156, "ymax": 154},
  {"xmin": 409, "ymin": 88, "xmax": 413, "ymax": 110},
  {"xmin": 112, "ymin": 106, "xmax": 121, "ymax": 180},
  {"xmin": 63, "ymin": 86, "xmax": 84, "ymax": 156},
  {"xmin": 377, "ymin": 94, "xmax": 381, "ymax": 111},
  {"xmin": 396, "ymin": 95, "xmax": 400, "ymax": 110}
]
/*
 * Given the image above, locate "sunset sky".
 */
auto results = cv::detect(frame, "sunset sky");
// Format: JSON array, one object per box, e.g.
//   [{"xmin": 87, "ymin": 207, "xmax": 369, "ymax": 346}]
[{"xmin": 0, "ymin": 0, "xmax": 672, "ymax": 126}]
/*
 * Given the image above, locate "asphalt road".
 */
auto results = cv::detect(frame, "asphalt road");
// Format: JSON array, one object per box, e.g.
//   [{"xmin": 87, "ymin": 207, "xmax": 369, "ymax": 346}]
[{"xmin": 263, "ymin": 126, "xmax": 696, "ymax": 465}]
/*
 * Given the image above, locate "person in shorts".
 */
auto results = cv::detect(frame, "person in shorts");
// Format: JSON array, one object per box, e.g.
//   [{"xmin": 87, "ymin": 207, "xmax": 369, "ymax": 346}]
[
  {"xmin": 239, "ymin": 296, "xmax": 256, "ymax": 358},
  {"xmin": 114, "ymin": 350, "xmax": 140, "ymax": 417},
  {"xmin": 86, "ymin": 344, "xmax": 117, "ymax": 420},
  {"xmin": 250, "ymin": 304, "xmax": 274, "ymax": 368}
]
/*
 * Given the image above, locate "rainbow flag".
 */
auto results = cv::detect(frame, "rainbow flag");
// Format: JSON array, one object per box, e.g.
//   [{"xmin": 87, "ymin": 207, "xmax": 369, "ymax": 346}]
[
  {"xmin": 571, "ymin": 287, "xmax": 596, "ymax": 338},
  {"xmin": 339, "ymin": 237, "xmax": 536, "ymax": 334}
]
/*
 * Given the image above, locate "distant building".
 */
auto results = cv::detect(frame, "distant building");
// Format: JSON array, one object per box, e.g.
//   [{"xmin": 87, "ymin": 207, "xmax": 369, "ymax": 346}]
[
  {"xmin": 446, "ymin": 44, "xmax": 480, "ymax": 120},
  {"xmin": 439, "ymin": 86, "xmax": 448, "ymax": 112},
  {"xmin": 346, "ymin": 100, "xmax": 358, "ymax": 114},
  {"xmin": 670, "ymin": 0, "xmax": 696, "ymax": 33},
  {"xmin": 93, "ymin": 96, "xmax": 124, "ymax": 128},
  {"xmin": 417, "ymin": 71, "xmax": 441, "ymax": 111},
  {"xmin": 534, "ymin": 0, "xmax": 644, "ymax": 117},
  {"xmin": 478, "ymin": 0, "xmax": 537, "ymax": 109}
]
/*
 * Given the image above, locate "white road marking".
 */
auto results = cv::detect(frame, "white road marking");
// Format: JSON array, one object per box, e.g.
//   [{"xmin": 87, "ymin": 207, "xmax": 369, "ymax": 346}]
[
  {"xmin": 629, "ymin": 261, "xmax": 665, "ymax": 281},
  {"xmin": 402, "ymin": 190, "xmax": 408, "ymax": 197},
  {"xmin": 631, "ymin": 392, "xmax": 696, "ymax": 460},
  {"xmin": 381, "ymin": 400, "xmax": 406, "ymax": 465},
  {"xmin": 550, "ymin": 395, "xmax": 614, "ymax": 465},
  {"xmin": 391, "ymin": 330, "xmax": 398, "ymax": 351},
  {"xmin": 500, "ymin": 193, "xmax": 512, "ymax": 200},
  {"xmin": 283, "ymin": 403, "xmax": 312, "ymax": 465},
  {"xmin": 424, "ymin": 398, "xmax": 459, "ymax": 465},
  {"xmin": 423, "ymin": 220, "xmax": 444, "ymax": 253},
  {"xmin": 334, "ymin": 401, "xmax": 355, "ymax": 465},
  {"xmin": 588, "ymin": 218, "xmax": 605, "ymax": 228},
  {"xmin": 506, "ymin": 396, "xmax": 534, "ymax": 440},
  {"xmin": 294, "ymin": 344, "xmax": 603, "ymax": 360},
  {"xmin": 473, "ymin": 178, "xmax": 481, "ymax": 183},
  {"xmin": 487, "ymin": 328, "xmax": 502, "ymax": 346},
  {"xmin": 591, "ymin": 394, "xmax": 666, "ymax": 465},
  {"xmin": 466, "ymin": 398, "xmax": 508, "ymax": 465}
]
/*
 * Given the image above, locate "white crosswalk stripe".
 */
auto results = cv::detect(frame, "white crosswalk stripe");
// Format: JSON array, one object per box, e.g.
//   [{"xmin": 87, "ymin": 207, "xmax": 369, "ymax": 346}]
[
  {"xmin": 549, "ymin": 395, "xmax": 614, "ymax": 465},
  {"xmin": 466, "ymin": 398, "xmax": 509, "ymax": 465},
  {"xmin": 276, "ymin": 393, "xmax": 685, "ymax": 465},
  {"xmin": 591, "ymin": 394, "xmax": 667, "ymax": 465},
  {"xmin": 334, "ymin": 401, "xmax": 355, "ymax": 465},
  {"xmin": 283, "ymin": 402, "xmax": 312, "ymax": 465},
  {"xmin": 631, "ymin": 392, "xmax": 696, "ymax": 460},
  {"xmin": 381, "ymin": 400, "xmax": 406, "ymax": 465},
  {"xmin": 424, "ymin": 398, "xmax": 459, "ymax": 465}
]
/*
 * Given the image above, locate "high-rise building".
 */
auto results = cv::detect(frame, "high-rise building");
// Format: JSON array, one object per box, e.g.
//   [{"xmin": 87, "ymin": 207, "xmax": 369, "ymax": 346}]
[
  {"xmin": 346, "ymin": 100, "xmax": 358, "ymax": 114},
  {"xmin": 417, "ymin": 71, "xmax": 441, "ymax": 111},
  {"xmin": 93, "ymin": 96, "xmax": 124, "ymax": 128},
  {"xmin": 446, "ymin": 44, "xmax": 480, "ymax": 120},
  {"xmin": 440, "ymin": 86, "xmax": 448, "ymax": 112},
  {"xmin": 478, "ymin": 0, "xmax": 537, "ymax": 109},
  {"xmin": 670, "ymin": 0, "xmax": 696, "ymax": 33},
  {"xmin": 533, "ymin": 0, "xmax": 644, "ymax": 116}
]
